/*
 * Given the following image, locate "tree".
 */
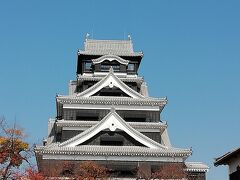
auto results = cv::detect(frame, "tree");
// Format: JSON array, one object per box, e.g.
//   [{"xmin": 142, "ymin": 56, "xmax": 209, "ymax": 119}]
[
  {"xmin": 40, "ymin": 161, "xmax": 108, "ymax": 179},
  {"xmin": 0, "ymin": 118, "xmax": 30, "ymax": 180},
  {"xmin": 137, "ymin": 163, "xmax": 151, "ymax": 180},
  {"xmin": 77, "ymin": 161, "xmax": 108, "ymax": 179},
  {"xmin": 13, "ymin": 167, "xmax": 45, "ymax": 180},
  {"xmin": 40, "ymin": 161, "xmax": 76, "ymax": 178},
  {"xmin": 152, "ymin": 163, "xmax": 186, "ymax": 179},
  {"xmin": 186, "ymin": 172, "xmax": 205, "ymax": 180}
]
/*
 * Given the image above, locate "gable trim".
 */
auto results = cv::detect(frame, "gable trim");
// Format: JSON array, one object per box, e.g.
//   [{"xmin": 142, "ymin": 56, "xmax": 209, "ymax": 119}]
[
  {"xmin": 77, "ymin": 69, "xmax": 145, "ymax": 98},
  {"xmin": 92, "ymin": 55, "xmax": 129, "ymax": 65},
  {"xmin": 59, "ymin": 109, "xmax": 167, "ymax": 149}
]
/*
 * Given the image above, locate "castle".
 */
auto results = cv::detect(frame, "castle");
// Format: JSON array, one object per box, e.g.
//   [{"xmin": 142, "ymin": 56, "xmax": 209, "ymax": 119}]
[{"xmin": 35, "ymin": 36, "xmax": 208, "ymax": 179}]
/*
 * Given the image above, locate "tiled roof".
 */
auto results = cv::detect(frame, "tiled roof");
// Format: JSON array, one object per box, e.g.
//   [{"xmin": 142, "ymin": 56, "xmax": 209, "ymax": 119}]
[
  {"xmin": 185, "ymin": 162, "xmax": 209, "ymax": 172},
  {"xmin": 56, "ymin": 120, "xmax": 167, "ymax": 131},
  {"xmin": 76, "ymin": 68, "xmax": 145, "ymax": 99},
  {"xmin": 92, "ymin": 55, "xmax": 129, "ymax": 65},
  {"xmin": 35, "ymin": 144, "xmax": 192, "ymax": 158},
  {"xmin": 59, "ymin": 110, "xmax": 166, "ymax": 149},
  {"xmin": 57, "ymin": 96, "xmax": 167, "ymax": 106},
  {"xmin": 78, "ymin": 39, "xmax": 143, "ymax": 56},
  {"xmin": 214, "ymin": 147, "xmax": 240, "ymax": 166},
  {"xmin": 77, "ymin": 75, "xmax": 144, "ymax": 83}
]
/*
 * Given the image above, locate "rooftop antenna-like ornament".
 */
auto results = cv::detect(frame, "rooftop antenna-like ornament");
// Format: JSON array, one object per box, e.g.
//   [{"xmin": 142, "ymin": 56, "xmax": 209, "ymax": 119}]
[
  {"xmin": 128, "ymin": 34, "xmax": 132, "ymax": 41},
  {"xmin": 109, "ymin": 66, "xmax": 114, "ymax": 73},
  {"xmin": 85, "ymin": 33, "xmax": 90, "ymax": 41},
  {"xmin": 110, "ymin": 106, "xmax": 115, "ymax": 113}
]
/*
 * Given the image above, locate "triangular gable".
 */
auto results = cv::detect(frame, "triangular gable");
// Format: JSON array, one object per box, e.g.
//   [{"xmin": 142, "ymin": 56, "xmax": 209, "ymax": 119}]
[
  {"xmin": 77, "ymin": 68, "xmax": 145, "ymax": 98},
  {"xmin": 60, "ymin": 109, "xmax": 167, "ymax": 149}
]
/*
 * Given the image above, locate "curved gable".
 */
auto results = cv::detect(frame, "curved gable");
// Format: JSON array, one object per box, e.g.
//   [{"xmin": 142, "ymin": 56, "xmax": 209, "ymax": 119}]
[
  {"xmin": 92, "ymin": 55, "xmax": 129, "ymax": 65},
  {"xmin": 60, "ymin": 109, "xmax": 167, "ymax": 149},
  {"xmin": 77, "ymin": 68, "xmax": 145, "ymax": 98}
]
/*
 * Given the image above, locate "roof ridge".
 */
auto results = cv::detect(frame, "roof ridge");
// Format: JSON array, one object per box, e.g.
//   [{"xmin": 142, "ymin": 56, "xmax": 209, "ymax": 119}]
[{"xmin": 86, "ymin": 38, "xmax": 132, "ymax": 42}]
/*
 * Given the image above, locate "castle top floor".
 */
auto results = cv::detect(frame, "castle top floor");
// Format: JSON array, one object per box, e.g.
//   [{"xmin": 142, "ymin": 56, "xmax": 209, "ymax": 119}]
[{"xmin": 77, "ymin": 38, "xmax": 143, "ymax": 76}]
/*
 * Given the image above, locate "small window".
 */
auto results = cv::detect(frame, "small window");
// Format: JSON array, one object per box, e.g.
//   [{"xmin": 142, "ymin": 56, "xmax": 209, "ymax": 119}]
[
  {"xmin": 101, "ymin": 64, "xmax": 120, "ymax": 71},
  {"xmin": 112, "ymin": 64, "xmax": 120, "ymax": 71},
  {"xmin": 84, "ymin": 62, "xmax": 92, "ymax": 71},
  {"xmin": 127, "ymin": 63, "xmax": 135, "ymax": 71},
  {"xmin": 101, "ymin": 64, "xmax": 111, "ymax": 71}
]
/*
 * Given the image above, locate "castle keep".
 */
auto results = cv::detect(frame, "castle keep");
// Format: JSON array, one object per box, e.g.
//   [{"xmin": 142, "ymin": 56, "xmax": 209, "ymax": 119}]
[{"xmin": 35, "ymin": 37, "xmax": 208, "ymax": 179}]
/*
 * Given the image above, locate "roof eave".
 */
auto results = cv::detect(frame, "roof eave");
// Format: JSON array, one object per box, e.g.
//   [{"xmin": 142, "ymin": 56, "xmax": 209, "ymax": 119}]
[
  {"xmin": 34, "ymin": 146, "xmax": 192, "ymax": 158},
  {"xmin": 214, "ymin": 148, "xmax": 240, "ymax": 166},
  {"xmin": 77, "ymin": 50, "xmax": 144, "ymax": 57}
]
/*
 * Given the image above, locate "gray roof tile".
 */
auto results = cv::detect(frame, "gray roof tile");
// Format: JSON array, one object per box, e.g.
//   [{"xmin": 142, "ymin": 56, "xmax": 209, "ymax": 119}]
[
  {"xmin": 185, "ymin": 162, "xmax": 209, "ymax": 172},
  {"xmin": 78, "ymin": 39, "xmax": 143, "ymax": 56},
  {"xmin": 35, "ymin": 144, "xmax": 192, "ymax": 157}
]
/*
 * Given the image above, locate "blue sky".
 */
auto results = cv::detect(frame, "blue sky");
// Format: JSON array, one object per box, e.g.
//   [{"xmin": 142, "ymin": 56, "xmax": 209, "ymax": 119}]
[{"xmin": 0, "ymin": 1, "xmax": 240, "ymax": 179}]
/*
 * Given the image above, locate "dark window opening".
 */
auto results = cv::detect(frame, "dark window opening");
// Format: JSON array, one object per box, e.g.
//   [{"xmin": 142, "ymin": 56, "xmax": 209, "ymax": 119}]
[
  {"xmin": 101, "ymin": 60, "xmax": 120, "ymax": 72},
  {"xmin": 124, "ymin": 117, "xmax": 146, "ymax": 122},
  {"xmin": 80, "ymin": 131, "xmax": 146, "ymax": 146},
  {"xmin": 93, "ymin": 87, "xmax": 130, "ymax": 97},
  {"xmin": 76, "ymin": 116, "xmax": 98, "ymax": 121},
  {"xmin": 112, "ymin": 64, "xmax": 120, "ymax": 71},
  {"xmin": 127, "ymin": 63, "xmax": 135, "ymax": 71},
  {"xmin": 101, "ymin": 64, "xmax": 120, "ymax": 71},
  {"xmin": 101, "ymin": 64, "xmax": 111, "ymax": 71},
  {"xmin": 100, "ymin": 140, "xmax": 123, "ymax": 146},
  {"xmin": 56, "ymin": 132, "xmax": 62, "ymax": 142},
  {"xmin": 125, "ymin": 82, "xmax": 139, "ymax": 93},
  {"xmin": 96, "ymin": 91, "xmax": 127, "ymax": 97},
  {"xmin": 84, "ymin": 62, "xmax": 92, "ymax": 72}
]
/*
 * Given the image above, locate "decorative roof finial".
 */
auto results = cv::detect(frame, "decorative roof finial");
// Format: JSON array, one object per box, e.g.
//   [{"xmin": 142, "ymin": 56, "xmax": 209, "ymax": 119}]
[
  {"xmin": 128, "ymin": 34, "xmax": 132, "ymax": 41},
  {"xmin": 110, "ymin": 107, "xmax": 115, "ymax": 113},
  {"xmin": 85, "ymin": 33, "xmax": 90, "ymax": 40},
  {"xmin": 109, "ymin": 66, "xmax": 114, "ymax": 73}
]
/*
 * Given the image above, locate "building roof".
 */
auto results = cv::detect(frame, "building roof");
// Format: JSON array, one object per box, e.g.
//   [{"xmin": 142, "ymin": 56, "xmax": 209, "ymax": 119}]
[
  {"xmin": 185, "ymin": 162, "xmax": 209, "ymax": 172},
  {"xmin": 57, "ymin": 96, "xmax": 167, "ymax": 106},
  {"xmin": 92, "ymin": 54, "xmax": 129, "ymax": 65},
  {"xmin": 59, "ymin": 109, "xmax": 167, "ymax": 149},
  {"xmin": 56, "ymin": 120, "xmax": 167, "ymax": 132},
  {"xmin": 214, "ymin": 147, "xmax": 240, "ymax": 166},
  {"xmin": 37, "ymin": 110, "xmax": 191, "ymax": 160},
  {"xmin": 35, "ymin": 144, "xmax": 192, "ymax": 159},
  {"xmin": 76, "ymin": 68, "xmax": 145, "ymax": 98},
  {"xmin": 78, "ymin": 39, "xmax": 143, "ymax": 57},
  {"xmin": 59, "ymin": 69, "xmax": 166, "ymax": 108},
  {"xmin": 77, "ymin": 75, "xmax": 144, "ymax": 83}
]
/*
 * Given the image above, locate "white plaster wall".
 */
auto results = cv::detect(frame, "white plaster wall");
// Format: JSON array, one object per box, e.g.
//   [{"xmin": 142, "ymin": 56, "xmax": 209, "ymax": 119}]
[{"xmin": 229, "ymin": 156, "xmax": 240, "ymax": 174}]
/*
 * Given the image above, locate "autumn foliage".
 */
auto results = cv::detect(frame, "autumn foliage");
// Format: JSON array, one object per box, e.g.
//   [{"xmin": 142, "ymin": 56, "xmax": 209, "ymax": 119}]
[
  {"xmin": 13, "ymin": 168, "xmax": 45, "ymax": 180},
  {"xmin": 78, "ymin": 161, "xmax": 108, "ymax": 179},
  {"xmin": 0, "ymin": 119, "xmax": 30, "ymax": 179},
  {"xmin": 40, "ymin": 160, "xmax": 108, "ymax": 179},
  {"xmin": 152, "ymin": 163, "xmax": 186, "ymax": 179},
  {"xmin": 0, "ymin": 119, "xmax": 192, "ymax": 179}
]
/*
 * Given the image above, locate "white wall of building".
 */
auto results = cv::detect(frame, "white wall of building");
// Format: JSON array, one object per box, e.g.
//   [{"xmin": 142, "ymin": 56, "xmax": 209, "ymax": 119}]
[{"xmin": 229, "ymin": 156, "xmax": 240, "ymax": 174}]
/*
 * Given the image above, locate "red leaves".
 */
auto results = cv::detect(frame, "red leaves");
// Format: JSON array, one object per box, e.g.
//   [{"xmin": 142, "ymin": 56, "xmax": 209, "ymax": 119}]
[
  {"xmin": 78, "ymin": 161, "xmax": 108, "ymax": 179},
  {"xmin": 41, "ymin": 161, "xmax": 108, "ymax": 179},
  {"xmin": 0, "ymin": 120, "xmax": 30, "ymax": 179},
  {"xmin": 0, "ymin": 131, "xmax": 28, "ymax": 167},
  {"xmin": 13, "ymin": 168, "xmax": 45, "ymax": 180},
  {"xmin": 152, "ymin": 163, "xmax": 186, "ymax": 179},
  {"xmin": 24, "ymin": 168, "xmax": 45, "ymax": 180}
]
